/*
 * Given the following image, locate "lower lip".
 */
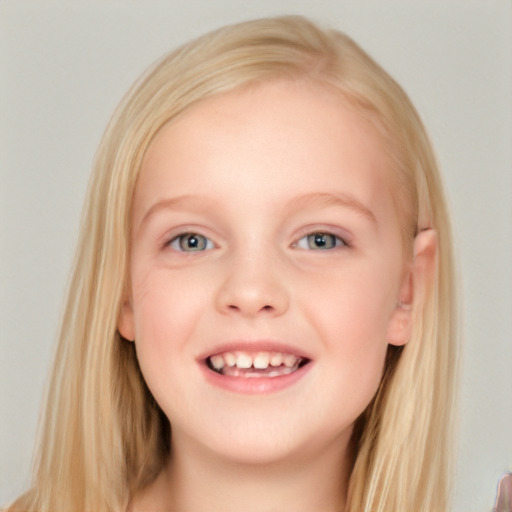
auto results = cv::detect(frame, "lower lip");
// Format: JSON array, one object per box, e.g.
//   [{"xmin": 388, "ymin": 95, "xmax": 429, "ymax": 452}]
[{"xmin": 200, "ymin": 363, "xmax": 312, "ymax": 394}]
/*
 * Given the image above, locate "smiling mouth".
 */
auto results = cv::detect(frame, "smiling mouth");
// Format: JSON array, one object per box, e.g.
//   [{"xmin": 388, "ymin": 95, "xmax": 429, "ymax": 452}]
[{"xmin": 206, "ymin": 351, "xmax": 310, "ymax": 378}]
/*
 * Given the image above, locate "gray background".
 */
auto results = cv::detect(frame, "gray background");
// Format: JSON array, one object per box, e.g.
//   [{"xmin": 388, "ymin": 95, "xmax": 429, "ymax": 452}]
[{"xmin": 1, "ymin": 1, "xmax": 511, "ymax": 510}]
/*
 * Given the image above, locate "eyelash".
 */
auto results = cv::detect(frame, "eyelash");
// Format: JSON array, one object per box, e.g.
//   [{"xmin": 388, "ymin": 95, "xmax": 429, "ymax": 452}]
[
  {"xmin": 165, "ymin": 230, "xmax": 348, "ymax": 253},
  {"xmin": 167, "ymin": 232, "xmax": 215, "ymax": 252},
  {"xmin": 294, "ymin": 232, "xmax": 348, "ymax": 251}
]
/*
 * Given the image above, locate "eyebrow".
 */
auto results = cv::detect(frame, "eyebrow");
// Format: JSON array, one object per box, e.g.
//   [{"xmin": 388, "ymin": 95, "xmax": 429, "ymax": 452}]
[
  {"xmin": 136, "ymin": 191, "xmax": 377, "ymax": 235},
  {"xmin": 135, "ymin": 195, "xmax": 218, "ymax": 235},
  {"xmin": 288, "ymin": 192, "xmax": 377, "ymax": 224}
]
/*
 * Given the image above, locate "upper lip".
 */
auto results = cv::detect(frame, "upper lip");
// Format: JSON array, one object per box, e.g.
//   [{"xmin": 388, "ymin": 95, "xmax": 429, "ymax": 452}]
[{"xmin": 197, "ymin": 340, "xmax": 313, "ymax": 362}]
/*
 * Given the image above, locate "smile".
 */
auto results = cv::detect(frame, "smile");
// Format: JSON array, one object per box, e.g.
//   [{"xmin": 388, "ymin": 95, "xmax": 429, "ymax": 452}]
[
  {"xmin": 206, "ymin": 351, "xmax": 309, "ymax": 378},
  {"xmin": 200, "ymin": 344, "xmax": 313, "ymax": 394}
]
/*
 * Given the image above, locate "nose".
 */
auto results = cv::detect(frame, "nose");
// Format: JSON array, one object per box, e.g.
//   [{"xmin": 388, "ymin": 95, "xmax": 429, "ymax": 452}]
[{"xmin": 215, "ymin": 250, "xmax": 290, "ymax": 318}]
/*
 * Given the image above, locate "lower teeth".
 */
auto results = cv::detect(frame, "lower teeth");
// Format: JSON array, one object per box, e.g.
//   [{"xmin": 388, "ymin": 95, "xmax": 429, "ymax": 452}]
[{"xmin": 219, "ymin": 365, "xmax": 298, "ymax": 378}]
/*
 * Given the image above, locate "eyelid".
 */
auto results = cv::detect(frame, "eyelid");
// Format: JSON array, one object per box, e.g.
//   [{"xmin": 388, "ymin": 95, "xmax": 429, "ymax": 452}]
[
  {"xmin": 162, "ymin": 227, "xmax": 217, "ymax": 252},
  {"xmin": 170, "ymin": 233, "xmax": 215, "ymax": 252},
  {"xmin": 292, "ymin": 226, "xmax": 352, "ymax": 249},
  {"xmin": 295, "ymin": 233, "xmax": 347, "ymax": 250}
]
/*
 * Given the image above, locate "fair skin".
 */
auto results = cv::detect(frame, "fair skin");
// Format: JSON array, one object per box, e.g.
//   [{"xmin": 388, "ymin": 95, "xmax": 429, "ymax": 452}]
[{"xmin": 119, "ymin": 79, "xmax": 435, "ymax": 512}]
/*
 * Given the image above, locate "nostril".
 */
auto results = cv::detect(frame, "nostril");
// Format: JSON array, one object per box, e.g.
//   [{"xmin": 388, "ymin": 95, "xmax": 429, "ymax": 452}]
[{"xmin": 226, "ymin": 304, "xmax": 273, "ymax": 313}]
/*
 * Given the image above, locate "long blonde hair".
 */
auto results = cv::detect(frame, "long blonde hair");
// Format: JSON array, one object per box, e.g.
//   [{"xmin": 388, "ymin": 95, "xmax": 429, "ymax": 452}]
[{"xmin": 8, "ymin": 16, "xmax": 458, "ymax": 512}]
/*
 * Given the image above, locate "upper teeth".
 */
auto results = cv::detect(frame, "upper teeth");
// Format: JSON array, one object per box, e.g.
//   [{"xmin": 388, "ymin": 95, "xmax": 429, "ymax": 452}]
[{"xmin": 209, "ymin": 351, "xmax": 302, "ymax": 371}]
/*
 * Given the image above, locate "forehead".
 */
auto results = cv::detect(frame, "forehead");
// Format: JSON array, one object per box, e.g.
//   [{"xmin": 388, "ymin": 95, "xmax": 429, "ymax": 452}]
[{"xmin": 135, "ymin": 80, "xmax": 397, "ymax": 224}]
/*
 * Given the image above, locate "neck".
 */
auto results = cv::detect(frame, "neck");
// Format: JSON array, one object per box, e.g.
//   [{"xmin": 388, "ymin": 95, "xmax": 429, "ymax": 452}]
[{"xmin": 132, "ymin": 432, "xmax": 352, "ymax": 512}]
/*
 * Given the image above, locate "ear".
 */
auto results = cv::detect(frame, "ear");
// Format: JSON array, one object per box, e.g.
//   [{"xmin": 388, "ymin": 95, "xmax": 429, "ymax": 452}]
[
  {"xmin": 386, "ymin": 228, "xmax": 437, "ymax": 346},
  {"xmin": 118, "ymin": 298, "xmax": 135, "ymax": 342}
]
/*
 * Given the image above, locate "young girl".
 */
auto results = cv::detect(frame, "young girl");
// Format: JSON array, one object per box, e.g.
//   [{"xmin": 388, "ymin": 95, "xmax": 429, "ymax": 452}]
[{"xmin": 6, "ymin": 15, "xmax": 458, "ymax": 512}]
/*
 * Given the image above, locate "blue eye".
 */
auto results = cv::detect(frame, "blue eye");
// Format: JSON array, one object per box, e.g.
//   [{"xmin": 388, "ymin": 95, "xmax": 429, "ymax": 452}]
[
  {"xmin": 168, "ymin": 233, "xmax": 214, "ymax": 252},
  {"xmin": 296, "ymin": 232, "xmax": 345, "ymax": 250}
]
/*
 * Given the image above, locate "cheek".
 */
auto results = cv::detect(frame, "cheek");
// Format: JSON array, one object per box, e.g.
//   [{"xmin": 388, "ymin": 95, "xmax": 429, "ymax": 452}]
[
  {"xmin": 129, "ymin": 266, "xmax": 205, "ymax": 380},
  {"xmin": 300, "ymin": 263, "xmax": 398, "ymax": 399},
  {"xmin": 305, "ymin": 262, "xmax": 398, "ymax": 343},
  {"xmin": 130, "ymin": 267, "xmax": 209, "ymax": 417},
  {"xmin": 131, "ymin": 263, "xmax": 204, "ymax": 336}
]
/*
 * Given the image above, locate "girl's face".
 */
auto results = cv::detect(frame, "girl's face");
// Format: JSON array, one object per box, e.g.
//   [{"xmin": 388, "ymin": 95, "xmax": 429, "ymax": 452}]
[{"xmin": 119, "ymin": 80, "xmax": 415, "ymax": 466}]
